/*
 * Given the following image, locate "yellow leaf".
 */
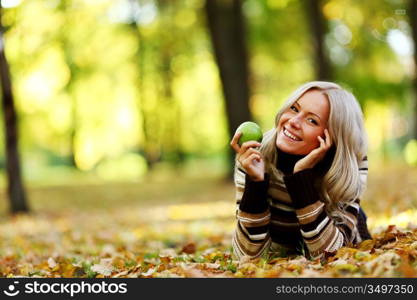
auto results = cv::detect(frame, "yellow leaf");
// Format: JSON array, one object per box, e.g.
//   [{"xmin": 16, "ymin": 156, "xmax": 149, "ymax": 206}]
[{"xmin": 358, "ymin": 240, "xmax": 375, "ymax": 251}]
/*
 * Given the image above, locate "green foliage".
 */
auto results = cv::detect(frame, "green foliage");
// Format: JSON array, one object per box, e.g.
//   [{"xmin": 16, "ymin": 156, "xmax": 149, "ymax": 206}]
[
  {"xmin": 0, "ymin": 0, "xmax": 415, "ymax": 183},
  {"xmin": 82, "ymin": 261, "xmax": 97, "ymax": 278}
]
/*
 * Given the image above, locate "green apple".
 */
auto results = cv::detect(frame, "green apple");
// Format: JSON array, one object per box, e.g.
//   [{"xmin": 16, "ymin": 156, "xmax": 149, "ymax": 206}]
[{"xmin": 236, "ymin": 121, "xmax": 263, "ymax": 146}]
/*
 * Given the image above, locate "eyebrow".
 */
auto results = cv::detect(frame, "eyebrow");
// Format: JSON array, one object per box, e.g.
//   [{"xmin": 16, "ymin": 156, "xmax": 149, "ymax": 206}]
[{"xmin": 294, "ymin": 101, "xmax": 322, "ymax": 121}]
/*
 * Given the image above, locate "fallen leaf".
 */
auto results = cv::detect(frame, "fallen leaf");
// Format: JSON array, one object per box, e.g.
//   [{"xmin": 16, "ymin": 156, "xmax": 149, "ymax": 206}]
[
  {"xmin": 358, "ymin": 239, "xmax": 375, "ymax": 251},
  {"xmin": 47, "ymin": 257, "xmax": 57, "ymax": 269},
  {"xmin": 181, "ymin": 242, "xmax": 196, "ymax": 254},
  {"xmin": 91, "ymin": 259, "xmax": 113, "ymax": 276}
]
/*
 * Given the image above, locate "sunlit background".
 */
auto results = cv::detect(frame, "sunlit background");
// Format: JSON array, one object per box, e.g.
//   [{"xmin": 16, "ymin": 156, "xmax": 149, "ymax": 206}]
[{"xmin": 0, "ymin": 0, "xmax": 416, "ymax": 227}]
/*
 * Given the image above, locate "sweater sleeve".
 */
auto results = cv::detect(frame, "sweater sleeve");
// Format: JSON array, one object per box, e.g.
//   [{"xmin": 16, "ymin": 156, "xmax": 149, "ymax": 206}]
[
  {"xmin": 232, "ymin": 160, "xmax": 271, "ymax": 260},
  {"xmin": 283, "ymin": 157, "xmax": 369, "ymax": 259}
]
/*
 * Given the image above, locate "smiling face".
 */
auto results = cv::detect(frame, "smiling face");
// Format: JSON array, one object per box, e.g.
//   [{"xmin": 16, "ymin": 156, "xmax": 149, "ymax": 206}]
[{"xmin": 276, "ymin": 89, "xmax": 330, "ymax": 155}]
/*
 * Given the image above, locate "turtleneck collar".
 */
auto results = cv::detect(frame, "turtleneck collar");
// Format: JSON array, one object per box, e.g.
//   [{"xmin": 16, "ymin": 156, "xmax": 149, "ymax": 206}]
[
  {"xmin": 276, "ymin": 148, "xmax": 305, "ymax": 175},
  {"xmin": 276, "ymin": 146, "xmax": 336, "ymax": 175}
]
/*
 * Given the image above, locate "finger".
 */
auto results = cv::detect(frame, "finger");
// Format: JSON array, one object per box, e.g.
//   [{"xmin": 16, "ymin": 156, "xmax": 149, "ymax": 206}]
[
  {"xmin": 230, "ymin": 132, "xmax": 242, "ymax": 153},
  {"xmin": 324, "ymin": 129, "xmax": 332, "ymax": 148},
  {"xmin": 238, "ymin": 147, "xmax": 251, "ymax": 164},
  {"xmin": 318, "ymin": 136, "xmax": 325, "ymax": 148},
  {"xmin": 240, "ymin": 140, "xmax": 262, "ymax": 153},
  {"xmin": 309, "ymin": 147, "xmax": 324, "ymax": 158},
  {"xmin": 243, "ymin": 153, "xmax": 262, "ymax": 167},
  {"xmin": 307, "ymin": 148, "xmax": 326, "ymax": 166},
  {"xmin": 239, "ymin": 147, "xmax": 261, "ymax": 162}
]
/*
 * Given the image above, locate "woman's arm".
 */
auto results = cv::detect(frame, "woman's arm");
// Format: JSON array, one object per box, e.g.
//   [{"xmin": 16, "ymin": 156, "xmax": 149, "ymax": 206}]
[
  {"xmin": 232, "ymin": 161, "xmax": 272, "ymax": 260},
  {"xmin": 283, "ymin": 157, "xmax": 368, "ymax": 259}
]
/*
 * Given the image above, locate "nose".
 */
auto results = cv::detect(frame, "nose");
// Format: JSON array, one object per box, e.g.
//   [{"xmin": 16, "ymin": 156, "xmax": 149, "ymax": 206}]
[{"xmin": 288, "ymin": 115, "xmax": 301, "ymax": 129}]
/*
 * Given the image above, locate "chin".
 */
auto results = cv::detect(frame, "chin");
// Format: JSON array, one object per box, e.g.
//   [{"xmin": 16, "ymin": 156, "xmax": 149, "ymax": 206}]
[
  {"xmin": 276, "ymin": 139, "xmax": 309, "ymax": 155},
  {"xmin": 276, "ymin": 141, "xmax": 297, "ymax": 155}
]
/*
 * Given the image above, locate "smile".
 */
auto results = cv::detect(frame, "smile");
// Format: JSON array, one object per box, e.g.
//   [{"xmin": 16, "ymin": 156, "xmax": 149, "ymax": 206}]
[{"xmin": 283, "ymin": 128, "xmax": 301, "ymax": 141}]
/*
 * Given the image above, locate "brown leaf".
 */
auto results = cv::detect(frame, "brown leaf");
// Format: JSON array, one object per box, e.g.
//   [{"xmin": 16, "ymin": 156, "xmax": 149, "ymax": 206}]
[
  {"xmin": 183, "ymin": 267, "xmax": 207, "ymax": 278},
  {"xmin": 159, "ymin": 256, "xmax": 172, "ymax": 264},
  {"xmin": 386, "ymin": 225, "xmax": 398, "ymax": 233},
  {"xmin": 268, "ymin": 257, "xmax": 288, "ymax": 265},
  {"xmin": 181, "ymin": 242, "xmax": 196, "ymax": 254},
  {"xmin": 263, "ymin": 269, "xmax": 281, "ymax": 278},
  {"xmin": 334, "ymin": 247, "xmax": 358, "ymax": 260},
  {"xmin": 397, "ymin": 254, "xmax": 416, "ymax": 277},
  {"xmin": 111, "ymin": 257, "xmax": 125, "ymax": 270},
  {"xmin": 382, "ymin": 225, "xmax": 406, "ymax": 241}
]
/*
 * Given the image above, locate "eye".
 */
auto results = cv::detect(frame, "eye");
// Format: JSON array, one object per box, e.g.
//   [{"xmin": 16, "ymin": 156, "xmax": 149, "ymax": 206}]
[
  {"xmin": 308, "ymin": 118, "xmax": 318, "ymax": 125},
  {"xmin": 290, "ymin": 105, "xmax": 298, "ymax": 112}
]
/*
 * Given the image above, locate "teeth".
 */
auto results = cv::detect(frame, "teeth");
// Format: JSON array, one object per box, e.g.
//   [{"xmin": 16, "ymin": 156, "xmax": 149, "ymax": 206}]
[{"xmin": 284, "ymin": 129, "xmax": 300, "ymax": 141}]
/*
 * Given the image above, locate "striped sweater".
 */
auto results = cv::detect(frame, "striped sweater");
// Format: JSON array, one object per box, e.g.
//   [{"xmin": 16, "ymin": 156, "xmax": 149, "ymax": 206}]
[{"xmin": 232, "ymin": 148, "xmax": 370, "ymax": 260}]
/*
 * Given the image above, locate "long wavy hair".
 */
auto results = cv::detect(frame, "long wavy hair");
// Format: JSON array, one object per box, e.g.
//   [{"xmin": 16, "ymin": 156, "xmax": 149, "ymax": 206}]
[{"xmin": 260, "ymin": 81, "xmax": 368, "ymax": 225}]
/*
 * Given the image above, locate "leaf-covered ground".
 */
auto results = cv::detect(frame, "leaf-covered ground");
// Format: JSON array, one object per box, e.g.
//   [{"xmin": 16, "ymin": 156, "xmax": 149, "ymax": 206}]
[{"xmin": 0, "ymin": 164, "xmax": 416, "ymax": 278}]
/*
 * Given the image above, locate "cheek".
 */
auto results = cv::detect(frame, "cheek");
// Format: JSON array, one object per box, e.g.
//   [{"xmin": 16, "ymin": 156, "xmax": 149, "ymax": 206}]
[
  {"xmin": 304, "ymin": 128, "xmax": 324, "ymax": 145},
  {"xmin": 278, "ymin": 114, "xmax": 290, "ymax": 127}
]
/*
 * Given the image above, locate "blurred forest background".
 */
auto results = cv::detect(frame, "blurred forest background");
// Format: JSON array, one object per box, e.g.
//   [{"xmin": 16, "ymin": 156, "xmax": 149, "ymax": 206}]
[{"xmin": 0, "ymin": 0, "xmax": 417, "ymax": 278}]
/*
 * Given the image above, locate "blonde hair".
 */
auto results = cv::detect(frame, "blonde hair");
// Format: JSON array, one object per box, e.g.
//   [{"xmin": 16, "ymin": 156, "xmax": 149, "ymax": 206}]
[{"xmin": 260, "ymin": 81, "xmax": 367, "ymax": 226}]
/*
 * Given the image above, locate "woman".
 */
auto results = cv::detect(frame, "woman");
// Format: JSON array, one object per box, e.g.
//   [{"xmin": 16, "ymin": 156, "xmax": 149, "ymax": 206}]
[{"xmin": 230, "ymin": 81, "xmax": 372, "ymax": 260}]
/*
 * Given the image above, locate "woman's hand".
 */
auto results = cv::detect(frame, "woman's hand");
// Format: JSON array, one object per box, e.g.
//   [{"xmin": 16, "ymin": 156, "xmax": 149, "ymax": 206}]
[
  {"xmin": 230, "ymin": 132, "xmax": 265, "ymax": 181},
  {"xmin": 293, "ymin": 129, "xmax": 332, "ymax": 173}
]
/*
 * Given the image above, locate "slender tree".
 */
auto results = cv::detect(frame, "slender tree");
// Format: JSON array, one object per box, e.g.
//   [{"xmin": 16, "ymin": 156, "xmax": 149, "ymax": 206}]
[
  {"xmin": 156, "ymin": 0, "xmax": 185, "ymax": 167},
  {"xmin": 128, "ymin": 0, "xmax": 162, "ymax": 169},
  {"xmin": 58, "ymin": 0, "xmax": 79, "ymax": 168},
  {"xmin": 0, "ymin": 5, "xmax": 29, "ymax": 213},
  {"xmin": 409, "ymin": 0, "xmax": 417, "ymax": 139},
  {"xmin": 205, "ymin": 0, "xmax": 252, "ymax": 178},
  {"xmin": 303, "ymin": 0, "xmax": 332, "ymax": 80}
]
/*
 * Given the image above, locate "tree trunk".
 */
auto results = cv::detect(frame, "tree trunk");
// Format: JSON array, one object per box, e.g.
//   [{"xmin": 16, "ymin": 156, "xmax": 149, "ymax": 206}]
[
  {"xmin": 205, "ymin": 0, "xmax": 252, "ymax": 179},
  {"xmin": 160, "ymin": 48, "xmax": 185, "ymax": 166},
  {"xmin": 0, "ymin": 6, "xmax": 29, "ymax": 213},
  {"xmin": 58, "ymin": 0, "xmax": 78, "ymax": 168},
  {"xmin": 134, "ymin": 24, "xmax": 160, "ymax": 169},
  {"xmin": 157, "ymin": 0, "xmax": 185, "ymax": 168},
  {"xmin": 129, "ymin": 0, "xmax": 162, "ymax": 170},
  {"xmin": 409, "ymin": 0, "xmax": 417, "ymax": 140},
  {"xmin": 304, "ymin": 0, "xmax": 331, "ymax": 80}
]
